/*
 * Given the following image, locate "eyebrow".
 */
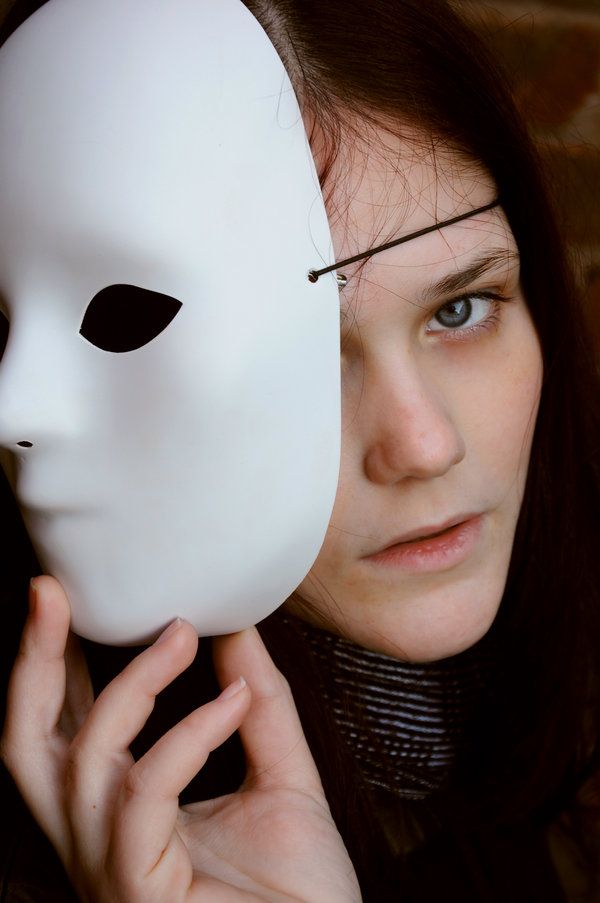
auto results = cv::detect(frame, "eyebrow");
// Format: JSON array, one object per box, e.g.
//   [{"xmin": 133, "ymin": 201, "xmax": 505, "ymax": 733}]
[
  {"xmin": 425, "ymin": 248, "xmax": 520, "ymax": 299},
  {"xmin": 308, "ymin": 198, "xmax": 501, "ymax": 283}
]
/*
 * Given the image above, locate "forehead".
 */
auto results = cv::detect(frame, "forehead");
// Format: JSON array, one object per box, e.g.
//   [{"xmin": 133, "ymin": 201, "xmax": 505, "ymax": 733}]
[
  {"xmin": 0, "ymin": 0, "xmax": 313, "ymax": 270},
  {"xmin": 326, "ymin": 126, "xmax": 502, "ymax": 259},
  {"xmin": 320, "ymin": 128, "xmax": 518, "ymax": 320}
]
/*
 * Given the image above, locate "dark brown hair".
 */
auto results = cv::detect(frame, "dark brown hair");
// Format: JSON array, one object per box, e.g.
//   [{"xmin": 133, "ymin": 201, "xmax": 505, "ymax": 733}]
[{"xmin": 242, "ymin": 0, "xmax": 600, "ymax": 896}]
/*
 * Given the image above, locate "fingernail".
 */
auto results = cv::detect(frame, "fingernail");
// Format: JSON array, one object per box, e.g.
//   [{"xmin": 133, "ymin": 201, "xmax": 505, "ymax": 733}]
[
  {"xmin": 219, "ymin": 676, "xmax": 247, "ymax": 701},
  {"xmin": 29, "ymin": 578, "xmax": 39, "ymax": 614},
  {"xmin": 155, "ymin": 617, "xmax": 183, "ymax": 645}
]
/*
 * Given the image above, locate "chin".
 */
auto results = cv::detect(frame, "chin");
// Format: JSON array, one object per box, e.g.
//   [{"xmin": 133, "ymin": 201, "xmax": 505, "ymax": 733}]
[
  {"xmin": 367, "ymin": 571, "xmax": 505, "ymax": 662},
  {"xmin": 400, "ymin": 614, "xmax": 498, "ymax": 662},
  {"xmin": 295, "ymin": 566, "xmax": 507, "ymax": 663}
]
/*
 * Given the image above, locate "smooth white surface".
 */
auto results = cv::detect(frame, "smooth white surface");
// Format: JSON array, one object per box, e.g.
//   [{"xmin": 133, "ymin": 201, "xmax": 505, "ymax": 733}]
[{"xmin": 0, "ymin": 0, "xmax": 340, "ymax": 644}]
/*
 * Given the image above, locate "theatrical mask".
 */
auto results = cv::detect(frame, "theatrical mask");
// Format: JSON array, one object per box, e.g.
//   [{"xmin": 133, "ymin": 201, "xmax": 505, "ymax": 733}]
[{"xmin": 0, "ymin": 0, "xmax": 340, "ymax": 644}]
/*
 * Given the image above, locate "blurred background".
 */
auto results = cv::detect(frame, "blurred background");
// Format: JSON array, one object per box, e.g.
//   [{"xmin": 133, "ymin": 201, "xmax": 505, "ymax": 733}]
[{"xmin": 455, "ymin": 0, "xmax": 600, "ymax": 353}]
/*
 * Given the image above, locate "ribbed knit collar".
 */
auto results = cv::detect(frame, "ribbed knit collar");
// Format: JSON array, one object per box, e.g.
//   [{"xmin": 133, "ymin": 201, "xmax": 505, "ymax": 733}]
[{"xmin": 288, "ymin": 616, "xmax": 495, "ymax": 800}]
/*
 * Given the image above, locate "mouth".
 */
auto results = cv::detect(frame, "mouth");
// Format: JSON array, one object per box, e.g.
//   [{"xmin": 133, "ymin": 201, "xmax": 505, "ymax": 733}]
[
  {"xmin": 376, "ymin": 513, "xmax": 482, "ymax": 551},
  {"xmin": 364, "ymin": 514, "xmax": 484, "ymax": 573}
]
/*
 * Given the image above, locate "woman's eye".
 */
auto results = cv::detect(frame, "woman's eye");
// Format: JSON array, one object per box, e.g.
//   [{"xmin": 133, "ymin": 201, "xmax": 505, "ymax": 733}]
[
  {"xmin": 427, "ymin": 294, "xmax": 495, "ymax": 334},
  {"xmin": 79, "ymin": 284, "xmax": 182, "ymax": 353}
]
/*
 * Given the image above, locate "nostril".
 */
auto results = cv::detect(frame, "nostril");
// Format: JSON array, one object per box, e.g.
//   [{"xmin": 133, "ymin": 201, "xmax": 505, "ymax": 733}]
[{"xmin": 17, "ymin": 441, "xmax": 33, "ymax": 449}]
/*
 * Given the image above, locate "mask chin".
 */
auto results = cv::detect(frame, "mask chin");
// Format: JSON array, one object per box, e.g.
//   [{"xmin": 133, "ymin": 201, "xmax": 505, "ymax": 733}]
[{"xmin": 0, "ymin": 0, "xmax": 341, "ymax": 644}]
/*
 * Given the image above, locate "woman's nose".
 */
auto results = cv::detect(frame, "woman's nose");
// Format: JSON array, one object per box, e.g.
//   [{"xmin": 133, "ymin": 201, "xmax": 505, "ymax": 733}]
[{"xmin": 362, "ymin": 363, "xmax": 466, "ymax": 485}]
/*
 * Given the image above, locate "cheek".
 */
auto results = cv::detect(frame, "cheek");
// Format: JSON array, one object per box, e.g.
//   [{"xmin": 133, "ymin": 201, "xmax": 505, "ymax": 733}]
[
  {"xmin": 471, "ymin": 325, "xmax": 543, "ymax": 488},
  {"xmin": 302, "ymin": 312, "xmax": 543, "ymax": 576},
  {"xmin": 294, "ymin": 439, "xmax": 362, "ymax": 592}
]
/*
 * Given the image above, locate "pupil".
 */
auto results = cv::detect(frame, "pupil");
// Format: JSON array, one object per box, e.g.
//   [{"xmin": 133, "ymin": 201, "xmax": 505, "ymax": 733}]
[{"xmin": 436, "ymin": 298, "xmax": 471, "ymax": 328}]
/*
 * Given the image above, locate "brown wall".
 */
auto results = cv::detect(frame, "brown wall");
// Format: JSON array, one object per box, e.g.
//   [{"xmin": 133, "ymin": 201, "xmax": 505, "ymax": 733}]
[{"xmin": 455, "ymin": 0, "xmax": 600, "ymax": 350}]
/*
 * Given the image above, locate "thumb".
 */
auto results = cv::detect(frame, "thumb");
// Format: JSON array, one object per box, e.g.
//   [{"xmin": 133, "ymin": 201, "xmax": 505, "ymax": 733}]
[{"xmin": 212, "ymin": 627, "xmax": 324, "ymax": 796}]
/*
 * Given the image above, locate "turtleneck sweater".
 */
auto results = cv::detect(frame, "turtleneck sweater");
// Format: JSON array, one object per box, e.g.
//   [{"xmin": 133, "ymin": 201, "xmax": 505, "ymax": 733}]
[{"xmin": 287, "ymin": 616, "xmax": 495, "ymax": 801}]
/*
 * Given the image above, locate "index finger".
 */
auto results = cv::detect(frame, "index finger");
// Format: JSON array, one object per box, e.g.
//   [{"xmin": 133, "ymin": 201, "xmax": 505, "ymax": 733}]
[
  {"xmin": 2, "ymin": 576, "xmax": 71, "ymax": 753},
  {"xmin": 0, "ymin": 576, "xmax": 73, "ymax": 847}
]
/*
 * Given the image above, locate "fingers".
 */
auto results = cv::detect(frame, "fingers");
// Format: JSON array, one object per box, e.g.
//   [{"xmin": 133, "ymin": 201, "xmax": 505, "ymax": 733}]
[
  {"xmin": 0, "ymin": 576, "xmax": 74, "ymax": 845},
  {"xmin": 63, "ymin": 620, "xmax": 200, "ymax": 846},
  {"xmin": 2, "ymin": 584, "xmax": 204, "ymax": 866},
  {"xmin": 212, "ymin": 628, "xmax": 324, "ymax": 795},
  {"xmin": 2, "ymin": 583, "xmax": 263, "ymax": 898},
  {"xmin": 75, "ymin": 618, "xmax": 199, "ymax": 760},
  {"xmin": 3, "ymin": 577, "xmax": 71, "ymax": 747},
  {"xmin": 110, "ymin": 676, "xmax": 251, "ymax": 879}
]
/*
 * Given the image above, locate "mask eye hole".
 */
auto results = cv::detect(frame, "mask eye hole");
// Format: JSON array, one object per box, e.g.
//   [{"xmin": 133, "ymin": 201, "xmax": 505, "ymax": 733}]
[{"xmin": 79, "ymin": 284, "xmax": 182, "ymax": 353}]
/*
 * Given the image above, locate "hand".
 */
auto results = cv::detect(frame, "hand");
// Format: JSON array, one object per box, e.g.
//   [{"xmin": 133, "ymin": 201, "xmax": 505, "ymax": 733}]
[{"xmin": 0, "ymin": 576, "xmax": 361, "ymax": 903}]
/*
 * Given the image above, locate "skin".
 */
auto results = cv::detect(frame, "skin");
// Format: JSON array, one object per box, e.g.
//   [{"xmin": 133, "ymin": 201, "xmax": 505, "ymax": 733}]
[
  {"xmin": 288, "ymin": 132, "xmax": 543, "ymax": 661},
  {"xmin": 0, "ymin": 130, "xmax": 543, "ymax": 900},
  {"xmin": 1, "ymin": 577, "xmax": 361, "ymax": 902}
]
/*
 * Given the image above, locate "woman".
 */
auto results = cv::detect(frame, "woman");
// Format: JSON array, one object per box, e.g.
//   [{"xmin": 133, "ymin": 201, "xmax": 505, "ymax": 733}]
[{"xmin": 1, "ymin": 0, "xmax": 599, "ymax": 900}]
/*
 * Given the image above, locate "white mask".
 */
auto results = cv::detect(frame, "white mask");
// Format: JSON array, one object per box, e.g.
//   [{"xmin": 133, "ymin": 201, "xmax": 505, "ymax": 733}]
[{"xmin": 0, "ymin": 0, "xmax": 340, "ymax": 644}]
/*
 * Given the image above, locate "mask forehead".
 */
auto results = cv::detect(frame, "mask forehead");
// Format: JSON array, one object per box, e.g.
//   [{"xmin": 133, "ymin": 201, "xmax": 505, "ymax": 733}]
[
  {"xmin": 0, "ymin": 0, "xmax": 327, "ymax": 281},
  {"xmin": 0, "ymin": 0, "xmax": 341, "ymax": 644}
]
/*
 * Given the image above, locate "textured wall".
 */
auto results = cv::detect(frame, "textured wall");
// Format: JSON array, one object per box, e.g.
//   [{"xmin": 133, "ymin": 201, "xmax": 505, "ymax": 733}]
[{"xmin": 455, "ymin": 0, "xmax": 600, "ymax": 349}]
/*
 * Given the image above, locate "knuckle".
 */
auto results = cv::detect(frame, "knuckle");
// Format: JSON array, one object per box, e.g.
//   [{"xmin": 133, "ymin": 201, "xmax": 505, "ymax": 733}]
[
  {"xmin": 121, "ymin": 761, "xmax": 153, "ymax": 803},
  {"xmin": 257, "ymin": 667, "xmax": 297, "ymax": 712},
  {"xmin": 274, "ymin": 668, "xmax": 294, "ymax": 701},
  {"xmin": 96, "ymin": 665, "xmax": 153, "ymax": 714},
  {"xmin": 178, "ymin": 710, "xmax": 208, "ymax": 745}
]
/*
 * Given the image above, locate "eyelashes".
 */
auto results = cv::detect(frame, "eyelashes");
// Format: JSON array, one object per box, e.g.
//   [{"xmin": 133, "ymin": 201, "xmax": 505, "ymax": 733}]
[
  {"xmin": 79, "ymin": 284, "xmax": 182, "ymax": 353},
  {"xmin": 339, "ymin": 288, "xmax": 512, "ymax": 346},
  {"xmin": 0, "ymin": 284, "xmax": 507, "ymax": 362},
  {"xmin": 425, "ymin": 291, "xmax": 510, "ymax": 340}
]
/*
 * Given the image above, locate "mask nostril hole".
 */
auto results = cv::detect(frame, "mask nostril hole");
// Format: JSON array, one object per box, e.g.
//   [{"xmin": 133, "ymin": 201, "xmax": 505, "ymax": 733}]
[{"xmin": 17, "ymin": 441, "xmax": 33, "ymax": 449}]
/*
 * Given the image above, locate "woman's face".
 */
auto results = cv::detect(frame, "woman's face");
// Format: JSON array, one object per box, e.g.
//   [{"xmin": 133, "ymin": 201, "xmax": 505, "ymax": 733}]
[{"xmin": 287, "ymin": 132, "xmax": 543, "ymax": 661}]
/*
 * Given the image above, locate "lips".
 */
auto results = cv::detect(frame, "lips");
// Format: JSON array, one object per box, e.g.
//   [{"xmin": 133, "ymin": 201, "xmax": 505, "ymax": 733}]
[
  {"xmin": 373, "ymin": 513, "xmax": 481, "ymax": 552},
  {"xmin": 364, "ymin": 515, "xmax": 484, "ymax": 573}
]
